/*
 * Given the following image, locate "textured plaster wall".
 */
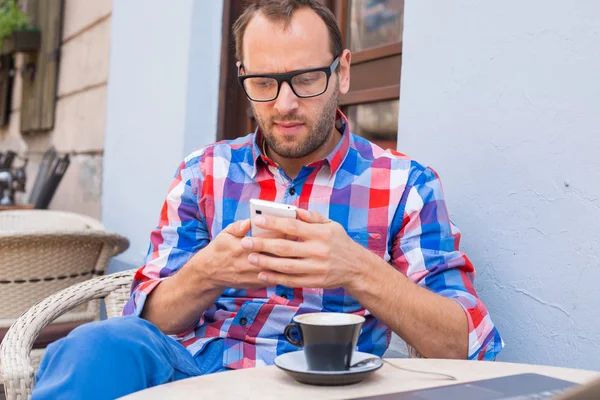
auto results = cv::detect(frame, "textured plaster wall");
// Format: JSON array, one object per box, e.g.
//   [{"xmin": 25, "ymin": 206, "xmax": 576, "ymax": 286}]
[
  {"xmin": 397, "ymin": 0, "xmax": 600, "ymax": 369},
  {"xmin": 103, "ymin": 0, "xmax": 223, "ymax": 268}
]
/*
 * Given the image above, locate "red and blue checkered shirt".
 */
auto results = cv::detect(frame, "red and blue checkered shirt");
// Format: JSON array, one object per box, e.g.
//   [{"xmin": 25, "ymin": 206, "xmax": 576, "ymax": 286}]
[{"xmin": 124, "ymin": 111, "xmax": 503, "ymax": 368}]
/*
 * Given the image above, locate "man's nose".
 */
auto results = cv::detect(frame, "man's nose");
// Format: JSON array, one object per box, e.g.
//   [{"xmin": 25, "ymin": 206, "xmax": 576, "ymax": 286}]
[{"xmin": 274, "ymin": 82, "xmax": 299, "ymax": 115}]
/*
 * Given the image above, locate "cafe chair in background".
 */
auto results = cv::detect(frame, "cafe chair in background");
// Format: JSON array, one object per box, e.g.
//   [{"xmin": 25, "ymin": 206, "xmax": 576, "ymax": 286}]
[
  {"xmin": 0, "ymin": 210, "xmax": 129, "ymax": 399},
  {"xmin": 0, "ymin": 269, "xmax": 135, "ymax": 400}
]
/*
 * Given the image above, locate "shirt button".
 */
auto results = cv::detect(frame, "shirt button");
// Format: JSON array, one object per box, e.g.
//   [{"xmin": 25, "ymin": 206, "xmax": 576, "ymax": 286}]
[
  {"xmin": 239, "ymin": 317, "xmax": 248, "ymax": 325},
  {"xmin": 289, "ymin": 187, "xmax": 296, "ymax": 195}
]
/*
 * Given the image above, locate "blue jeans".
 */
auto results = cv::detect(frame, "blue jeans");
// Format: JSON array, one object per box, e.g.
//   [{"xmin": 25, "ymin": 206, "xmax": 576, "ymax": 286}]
[{"xmin": 32, "ymin": 316, "xmax": 227, "ymax": 399}]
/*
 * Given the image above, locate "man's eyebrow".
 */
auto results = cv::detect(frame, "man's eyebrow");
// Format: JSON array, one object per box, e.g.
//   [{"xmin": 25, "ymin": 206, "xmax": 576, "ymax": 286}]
[{"xmin": 242, "ymin": 64, "xmax": 325, "ymax": 75}]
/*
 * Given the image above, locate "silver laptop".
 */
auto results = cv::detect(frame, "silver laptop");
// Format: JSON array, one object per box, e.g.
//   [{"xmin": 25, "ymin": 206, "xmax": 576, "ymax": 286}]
[{"xmin": 353, "ymin": 373, "xmax": 600, "ymax": 400}]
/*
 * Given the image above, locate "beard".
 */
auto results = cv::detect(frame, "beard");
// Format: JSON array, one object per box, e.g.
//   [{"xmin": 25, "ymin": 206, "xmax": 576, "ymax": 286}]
[{"xmin": 253, "ymin": 80, "xmax": 340, "ymax": 159}]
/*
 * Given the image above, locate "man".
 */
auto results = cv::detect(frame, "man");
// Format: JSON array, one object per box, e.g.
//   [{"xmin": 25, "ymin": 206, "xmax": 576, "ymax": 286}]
[{"xmin": 33, "ymin": 0, "xmax": 503, "ymax": 398}]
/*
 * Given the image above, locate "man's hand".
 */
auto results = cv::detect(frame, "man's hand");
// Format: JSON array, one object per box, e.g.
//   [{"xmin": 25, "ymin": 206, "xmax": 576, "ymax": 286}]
[
  {"xmin": 241, "ymin": 209, "xmax": 469, "ymax": 359},
  {"xmin": 192, "ymin": 219, "xmax": 267, "ymax": 290},
  {"xmin": 240, "ymin": 209, "xmax": 366, "ymax": 289},
  {"xmin": 142, "ymin": 218, "xmax": 266, "ymax": 334}
]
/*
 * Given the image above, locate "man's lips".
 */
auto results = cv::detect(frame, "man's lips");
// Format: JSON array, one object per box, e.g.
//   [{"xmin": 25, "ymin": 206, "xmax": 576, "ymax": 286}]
[
  {"xmin": 274, "ymin": 121, "xmax": 304, "ymax": 127},
  {"xmin": 273, "ymin": 121, "xmax": 304, "ymax": 134}
]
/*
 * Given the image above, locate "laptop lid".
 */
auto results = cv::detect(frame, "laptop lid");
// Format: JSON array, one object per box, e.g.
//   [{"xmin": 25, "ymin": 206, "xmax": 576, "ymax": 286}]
[{"xmin": 352, "ymin": 373, "xmax": 583, "ymax": 399}]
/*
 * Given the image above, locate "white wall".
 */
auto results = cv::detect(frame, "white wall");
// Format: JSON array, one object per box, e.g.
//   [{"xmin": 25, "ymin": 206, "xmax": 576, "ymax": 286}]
[
  {"xmin": 183, "ymin": 1, "xmax": 224, "ymax": 157},
  {"xmin": 398, "ymin": 0, "xmax": 600, "ymax": 369},
  {"xmin": 102, "ymin": 0, "xmax": 223, "ymax": 269}
]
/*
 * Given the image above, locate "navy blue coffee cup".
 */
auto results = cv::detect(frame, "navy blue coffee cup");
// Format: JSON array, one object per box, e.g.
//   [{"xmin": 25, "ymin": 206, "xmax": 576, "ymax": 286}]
[{"xmin": 284, "ymin": 312, "xmax": 365, "ymax": 371}]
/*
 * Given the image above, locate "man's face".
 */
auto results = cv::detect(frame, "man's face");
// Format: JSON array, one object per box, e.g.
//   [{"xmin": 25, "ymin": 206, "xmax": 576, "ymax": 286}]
[{"xmin": 241, "ymin": 8, "xmax": 350, "ymax": 159}]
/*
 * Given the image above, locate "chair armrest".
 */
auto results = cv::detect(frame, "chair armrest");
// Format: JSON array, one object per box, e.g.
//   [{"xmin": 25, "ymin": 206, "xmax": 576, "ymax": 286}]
[{"xmin": 0, "ymin": 269, "xmax": 135, "ymax": 400}]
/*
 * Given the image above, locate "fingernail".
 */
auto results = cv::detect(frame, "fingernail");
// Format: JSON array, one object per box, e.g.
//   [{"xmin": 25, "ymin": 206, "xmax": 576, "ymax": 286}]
[
  {"xmin": 248, "ymin": 254, "xmax": 258, "ymax": 264},
  {"xmin": 241, "ymin": 237, "xmax": 253, "ymax": 249},
  {"xmin": 254, "ymin": 216, "xmax": 265, "ymax": 225},
  {"xmin": 258, "ymin": 273, "xmax": 267, "ymax": 281}
]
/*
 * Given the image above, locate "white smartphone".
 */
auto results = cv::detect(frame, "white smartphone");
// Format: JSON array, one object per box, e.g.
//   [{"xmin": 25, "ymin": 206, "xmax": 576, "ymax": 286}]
[{"xmin": 249, "ymin": 198, "xmax": 297, "ymax": 237}]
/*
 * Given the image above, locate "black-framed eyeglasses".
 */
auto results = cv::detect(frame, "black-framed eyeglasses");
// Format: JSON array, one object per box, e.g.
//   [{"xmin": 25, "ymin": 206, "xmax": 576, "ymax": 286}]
[{"xmin": 237, "ymin": 57, "xmax": 340, "ymax": 102}]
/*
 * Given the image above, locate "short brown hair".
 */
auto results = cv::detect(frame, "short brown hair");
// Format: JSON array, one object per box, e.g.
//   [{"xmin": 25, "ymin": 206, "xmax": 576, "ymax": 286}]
[{"xmin": 232, "ymin": 0, "xmax": 342, "ymax": 64}]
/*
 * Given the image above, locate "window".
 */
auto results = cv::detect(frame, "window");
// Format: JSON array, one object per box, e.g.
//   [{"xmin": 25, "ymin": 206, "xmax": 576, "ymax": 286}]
[
  {"xmin": 216, "ymin": 1, "xmax": 254, "ymax": 142},
  {"xmin": 334, "ymin": 0, "xmax": 404, "ymax": 149},
  {"xmin": 218, "ymin": 0, "xmax": 404, "ymax": 151}
]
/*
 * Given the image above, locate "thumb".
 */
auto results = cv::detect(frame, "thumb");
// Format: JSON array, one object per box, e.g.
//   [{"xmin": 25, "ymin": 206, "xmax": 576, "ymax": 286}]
[
  {"xmin": 224, "ymin": 219, "xmax": 251, "ymax": 238},
  {"xmin": 296, "ymin": 208, "xmax": 330, "ymax": 224}
]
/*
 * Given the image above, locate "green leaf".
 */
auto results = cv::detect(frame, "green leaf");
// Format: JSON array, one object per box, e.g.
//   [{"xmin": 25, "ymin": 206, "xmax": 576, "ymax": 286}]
[{"xmin": 0, "ymin": 0, "xmax": 32, "ymax": 49}]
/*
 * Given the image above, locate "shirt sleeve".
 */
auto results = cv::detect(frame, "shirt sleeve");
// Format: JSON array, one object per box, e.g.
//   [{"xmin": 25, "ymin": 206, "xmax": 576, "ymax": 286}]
[
  {"xmin": 390, "ymin": 165, "xmax": 504, "ymax": 360},
  {"xmin": 122, "ymin": 157, "xmax": 210, "ymax": 322}
]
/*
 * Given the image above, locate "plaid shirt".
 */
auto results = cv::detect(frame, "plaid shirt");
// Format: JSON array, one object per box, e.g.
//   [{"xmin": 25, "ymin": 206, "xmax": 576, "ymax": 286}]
[{"xmin": 124, "ymin": 111, "xmax": 503, "ymax": 368}]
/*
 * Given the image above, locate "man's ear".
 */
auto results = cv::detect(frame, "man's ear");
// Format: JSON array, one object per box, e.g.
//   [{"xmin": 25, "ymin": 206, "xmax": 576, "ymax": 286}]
[{"xmin": 338, "ymin": 49, "xmax": 351, "ymax": 95}]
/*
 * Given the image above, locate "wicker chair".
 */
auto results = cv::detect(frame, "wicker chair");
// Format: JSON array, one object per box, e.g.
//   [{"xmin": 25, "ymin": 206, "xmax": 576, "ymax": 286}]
[
  {"xmin": 0, "ymin": 269, "xmax": 136, "ymax": 399},
  {"xmin": 0, "ymin": 210, "xmax": 130, "ymax": 399},
  {"xmin": 0, "ymin": 275, "xmax": 424, "ymax": 400},
  {"xmin": 0, "ymin": 210, "xmax": 130, "ymax": 327}
]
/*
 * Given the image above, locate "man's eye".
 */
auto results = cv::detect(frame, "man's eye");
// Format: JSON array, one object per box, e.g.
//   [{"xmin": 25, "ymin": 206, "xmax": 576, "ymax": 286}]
[
  {"xmin": 254, "ymin": 79, "xmax": 274, "ymax": 87},
  {"xmin": 295, "ymin": 72, "xmax": 321, "ymax": 85}
]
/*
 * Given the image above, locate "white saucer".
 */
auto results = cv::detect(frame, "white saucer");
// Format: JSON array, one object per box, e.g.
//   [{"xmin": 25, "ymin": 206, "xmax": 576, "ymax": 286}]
[{"xmin": 274, "ymin": 351, "xmax": 383, "ymax": 386}]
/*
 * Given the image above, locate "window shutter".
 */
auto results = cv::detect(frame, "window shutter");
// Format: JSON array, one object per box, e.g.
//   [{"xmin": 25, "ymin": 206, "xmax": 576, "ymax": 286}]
[
  {"xmin": 20, "ymin": 0, "xmax": 63, "ymax": 133},
  {"xmin": 0, "ymin": 54, "xmax": 14, "ymax": 127}
]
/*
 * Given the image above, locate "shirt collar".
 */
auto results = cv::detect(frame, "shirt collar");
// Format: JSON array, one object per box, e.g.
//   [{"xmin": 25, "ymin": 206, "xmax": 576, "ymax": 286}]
[{"xmin": 251, "ymin": 109, "xmax": 351, "ymax": 179}]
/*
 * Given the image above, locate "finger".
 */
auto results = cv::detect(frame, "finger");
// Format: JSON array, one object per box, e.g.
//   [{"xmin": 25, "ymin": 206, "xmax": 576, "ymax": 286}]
[
  {"xmin": 248, "ymin": 253, "xmax": 318, "ymax": 275},
  {"xmin": 285, "ymin": 233, "xmax": 299, "ymax": 242},
  {"xmin": 257, "ymin": 271, "xmax": 320, "ymax": 288},
  {"xmin": 253, "ymin": 215, "xmax": 320, "ymax": 240},
  {"xmin": 241, "ymin": 237, "xmax": 311, "ymax": 257},
  {"xmin": 224, "ymin": 219, "xmax": 251, "ymax": 238},
  {"xmin": 296, "ymin": 208, "xmax": 330, "ymax": 224}
]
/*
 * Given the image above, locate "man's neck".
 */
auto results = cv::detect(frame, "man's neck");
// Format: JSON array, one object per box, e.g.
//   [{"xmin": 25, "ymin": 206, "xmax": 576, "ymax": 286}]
[{"xmin": 265, "ymin": 128, "xmax": 342, "ymax": 179}]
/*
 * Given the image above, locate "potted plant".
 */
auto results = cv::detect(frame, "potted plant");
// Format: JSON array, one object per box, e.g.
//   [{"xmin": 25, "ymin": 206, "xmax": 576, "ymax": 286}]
[{"xmin": 0, "ymin": 0, "xmax": 39, "ymax": 55}]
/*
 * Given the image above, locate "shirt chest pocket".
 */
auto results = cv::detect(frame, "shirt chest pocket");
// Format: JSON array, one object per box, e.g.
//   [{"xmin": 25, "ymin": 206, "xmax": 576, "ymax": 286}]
[{"xmin": 348, "ymin": 230, "xmax": 388, "ymax": 258}]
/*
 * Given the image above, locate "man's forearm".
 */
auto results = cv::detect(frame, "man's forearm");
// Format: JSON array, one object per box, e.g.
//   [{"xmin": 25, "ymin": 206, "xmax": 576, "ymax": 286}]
[
  {"xmin": 141, "ymin": 250, "xmax": 223, "ymax": 335},
  {"xmin": 347, "ymin": 248, "xmax": 469, "ymax": 359}
]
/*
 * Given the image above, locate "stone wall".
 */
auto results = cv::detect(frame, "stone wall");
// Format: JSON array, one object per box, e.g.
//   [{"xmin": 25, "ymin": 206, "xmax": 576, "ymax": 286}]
[{"xmin": 0, "ymin": 0, "xmax": 112, "ymax": 219}]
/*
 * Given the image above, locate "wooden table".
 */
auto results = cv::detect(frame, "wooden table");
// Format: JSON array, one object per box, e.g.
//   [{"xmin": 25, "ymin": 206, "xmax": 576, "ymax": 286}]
[
  {"xmin": 0, "ymin": 204, "xmax": 34, "ymax": 211},
  {"xmin": 121, "ymin": 359, "xmax": 600, "ymax": 399}
]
